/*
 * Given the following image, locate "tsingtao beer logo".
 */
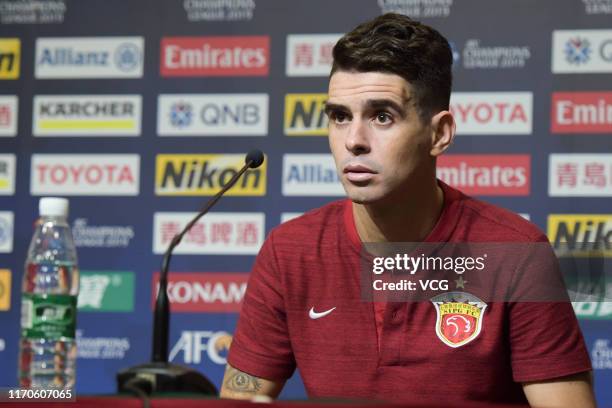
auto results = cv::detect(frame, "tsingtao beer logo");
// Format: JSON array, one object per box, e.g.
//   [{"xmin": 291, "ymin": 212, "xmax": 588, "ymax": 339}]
[
  {"xmin": 33, "ymin": 95, "xmax": 142, "ymax": 136},
  {"xmin": 0, "ymin": 38, "xmax": 20, "ymax": 79},
  {"xmin": 284, "ymin": 94, "xmax": 328, "ymax": 136},
  {"xmin": 0, "ymin": 96, "xmax": 17, "ymax": 137},
  {"xmin": 35, "ymin": 37, "xmax": 144, "ymax": 79},
  {"xmin": 285, "ymin": 34, "xmax": 341, "ymax": 77},
  {"xmin": 153, "ymin": 212, "xmax": 265, "ymax": 255},
  {"xmin": 549, "ymin": 154, "xmax": 612, "ymax": 197},
  {"xmin": 160, "ymin": 36, "xmax": 269, "ymax": 77},
  {"xmin": 157, "ymin": 94, "xmax": 268, "ymax": 136},
  {"xmin": 155, "ymin": 154, "xmax": 266, "ymax": 196},
  {"xmin": 30, "ymin": 154, "xmax": 140, "ymax": 196},
  {"xmin": 437, "ymin": 155, "xmax": 530, "ymax": 196}
]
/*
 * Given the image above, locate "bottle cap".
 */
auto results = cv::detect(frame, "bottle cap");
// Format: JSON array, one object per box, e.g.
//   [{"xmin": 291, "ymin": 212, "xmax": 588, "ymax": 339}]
[{"xmin": 39, "ymin": 197, "xmax": 69, "ymax": 218}]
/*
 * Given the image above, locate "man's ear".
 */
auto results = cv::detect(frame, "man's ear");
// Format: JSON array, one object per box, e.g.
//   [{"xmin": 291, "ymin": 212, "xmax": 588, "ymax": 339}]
[{"xmin": 429, "ymin": 110, "xmax": 455, "ymax": 157}]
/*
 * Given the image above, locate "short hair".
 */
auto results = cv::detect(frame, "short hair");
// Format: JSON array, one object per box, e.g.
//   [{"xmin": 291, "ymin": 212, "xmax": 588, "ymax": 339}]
[{"xmin": 331, "ymin": 13, "xmax": 453, "ymax": 122}]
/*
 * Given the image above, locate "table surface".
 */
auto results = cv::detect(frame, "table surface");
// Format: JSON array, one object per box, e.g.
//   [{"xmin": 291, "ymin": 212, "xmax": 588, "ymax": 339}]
[{"xmin": 0, "ymin": 395, "xmax": 530, "ymax": 408}]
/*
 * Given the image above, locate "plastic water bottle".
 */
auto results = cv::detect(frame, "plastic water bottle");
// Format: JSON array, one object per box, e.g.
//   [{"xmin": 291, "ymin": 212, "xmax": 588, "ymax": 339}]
[{"xmin": 19, "ymin": 197, "xmax": 79, "ymax": 388}]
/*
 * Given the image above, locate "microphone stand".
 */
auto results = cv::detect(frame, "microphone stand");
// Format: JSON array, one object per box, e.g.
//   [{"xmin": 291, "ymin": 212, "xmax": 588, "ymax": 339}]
[{"xmin": 117, "ymin": 151, "xmax": 264, "ymax": 396}]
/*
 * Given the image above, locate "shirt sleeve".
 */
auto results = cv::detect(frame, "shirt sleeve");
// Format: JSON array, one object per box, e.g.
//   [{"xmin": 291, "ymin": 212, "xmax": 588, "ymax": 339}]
[
  {"xmin": 227, "ymin": 230, "xmax": 296, "ymax": 381},
  {"xmin": 508, "ymin": 237, "xmax": 592, "ymax": 383}
]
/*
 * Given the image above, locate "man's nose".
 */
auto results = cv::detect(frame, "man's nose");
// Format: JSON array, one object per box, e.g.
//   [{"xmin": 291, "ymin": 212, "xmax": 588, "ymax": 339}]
[{"xmin": 345, "ymin": 119, "xmax": 371, "ymax": 155}]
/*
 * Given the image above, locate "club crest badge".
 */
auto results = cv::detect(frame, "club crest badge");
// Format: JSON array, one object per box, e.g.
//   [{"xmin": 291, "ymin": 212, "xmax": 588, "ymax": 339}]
[{"xmin": 430, "ymin": 291, "xmax": 487, "ymax": 348}]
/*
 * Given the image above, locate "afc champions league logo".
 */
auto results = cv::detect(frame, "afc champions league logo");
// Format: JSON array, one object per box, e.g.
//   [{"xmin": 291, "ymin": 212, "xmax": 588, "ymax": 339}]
[{"xmin": 430, "ymin": 292, "xmax": 487, "ymax": 348}]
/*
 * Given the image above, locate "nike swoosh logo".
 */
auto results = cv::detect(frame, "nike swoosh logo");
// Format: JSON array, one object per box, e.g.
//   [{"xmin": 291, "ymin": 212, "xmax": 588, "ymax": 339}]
[{"xmin": 309, "ymin": 306, "xmax": 336, "ymax": 319}]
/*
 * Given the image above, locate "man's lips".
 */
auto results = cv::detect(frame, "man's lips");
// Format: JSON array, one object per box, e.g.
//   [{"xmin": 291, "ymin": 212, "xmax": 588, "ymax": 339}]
[{"xmin": 343, "ymin": 164, "xmax": 377, "ymax": 182}]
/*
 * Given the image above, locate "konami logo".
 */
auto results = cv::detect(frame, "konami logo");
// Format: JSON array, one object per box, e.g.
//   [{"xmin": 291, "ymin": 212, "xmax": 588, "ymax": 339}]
[
  {"xmin": 450, "ymin": 92, "xmax": 533, "ymax": 135},
  {"xmin": 160, "ymin": 36, "xmax": 269, "ymax": 77},
  {"xmin": 437, "ymin": 155, "xmax": 530, "ymax": 195},
  {"xmin": 551, "ymin": 92, "xmax": 612, "ymax": 133},
  {"xmin": 152, "ymin": 272, "xmax": 248, "ymax": 312},
  {"xmin": 30, "ymin": 154, "xmax": 140, "ymax": 196}
]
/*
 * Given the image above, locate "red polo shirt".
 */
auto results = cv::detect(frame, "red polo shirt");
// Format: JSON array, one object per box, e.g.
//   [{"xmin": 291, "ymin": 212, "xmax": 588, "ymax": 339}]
[{"xmin": 227, "ymin": 182, "xmax": 591, "ymax": 405}]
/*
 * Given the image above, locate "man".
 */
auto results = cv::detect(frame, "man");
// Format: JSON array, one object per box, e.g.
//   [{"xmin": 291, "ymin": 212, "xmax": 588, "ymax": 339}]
[{"xmin": 220, "ymin": 13, "xmax": 596, "ymax": 407}]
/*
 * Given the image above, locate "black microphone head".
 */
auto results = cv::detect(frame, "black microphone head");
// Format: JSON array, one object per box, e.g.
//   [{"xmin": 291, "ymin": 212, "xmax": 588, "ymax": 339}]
[{"xmin": 246, "ymin": 149, "xmax": 265, "ymax": 168}]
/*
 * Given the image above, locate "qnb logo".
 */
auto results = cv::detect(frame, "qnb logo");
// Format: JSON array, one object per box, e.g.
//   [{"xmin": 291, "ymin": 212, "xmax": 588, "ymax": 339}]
[
  {"xmin": 169, "ymin": 102, "xmax": 193, "ymax": 128},
  {"xmin": 565, "ymin": 37, "xmax": 592, "ymax": 65},
  {"xmin": 601, "ymin": 39, "xmax": 612, "ymax": 62},
  {"xmin": 169, "ymin": 331, "xmax": 232, "ymax": 365},
  {"xmin": 198, "ymin": 103, "xmax": 261, "ymax": 127},
  {"xmin": 158, "ymin": 94, "xmax": 268, "ymax": 136}
]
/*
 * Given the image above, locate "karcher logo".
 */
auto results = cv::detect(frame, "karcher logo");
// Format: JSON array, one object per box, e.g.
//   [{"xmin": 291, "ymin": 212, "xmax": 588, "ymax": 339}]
[
  {"xmin": 548, "ymin": 214, "xmax": 612, "ymax": 256},
  {"xmin": 155, "ymin": 154, "xmax": 266, "ymax": 196},
  {"xmin": 33, "ymin": 95, "xmax": 142, "ymax": 136},
  {"xmin": 0, "ymin": 39, "xmax": 20, "ymax": 79},
  {"xmin": 284, "ymin": 93, "xmax": 328, "ymax": 136}
]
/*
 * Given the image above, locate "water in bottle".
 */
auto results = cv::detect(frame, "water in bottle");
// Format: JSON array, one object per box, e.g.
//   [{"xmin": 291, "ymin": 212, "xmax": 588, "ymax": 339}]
[{"xmin": 19, "ymin": 197, "xmax": 79, "ymax": 388}]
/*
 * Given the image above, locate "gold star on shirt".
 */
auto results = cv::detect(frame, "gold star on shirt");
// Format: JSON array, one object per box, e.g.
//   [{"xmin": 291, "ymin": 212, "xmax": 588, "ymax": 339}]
[{"xmin": 455, "ymin": 276, "xmax": 468, "ymax": 289}]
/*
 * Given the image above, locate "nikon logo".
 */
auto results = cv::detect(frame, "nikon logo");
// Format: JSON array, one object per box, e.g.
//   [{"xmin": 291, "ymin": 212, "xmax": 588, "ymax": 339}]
[
  {"xmin": 284, "ymin": 93, "xmax": 327, "ymax": 136},
  {"xmin": 155, "ymin": 154, "xmax": 266, "ymax": 196},
  {"xmin": 0, "ymin": 39, "xmax": 20, "ymax": 79},
  {"xmin": 548, "ymin": 214, "xmax": 612, "ymax": 256}
]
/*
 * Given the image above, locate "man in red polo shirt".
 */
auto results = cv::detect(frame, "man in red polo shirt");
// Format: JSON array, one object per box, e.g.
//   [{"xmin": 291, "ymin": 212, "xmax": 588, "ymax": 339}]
[{"xmin": 220, "ymin": 13, "xmax": 596, "ymax": 407}]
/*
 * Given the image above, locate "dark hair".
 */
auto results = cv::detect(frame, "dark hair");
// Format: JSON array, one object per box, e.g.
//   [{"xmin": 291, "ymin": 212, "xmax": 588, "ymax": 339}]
[{"xmin": 331, "ymin": 13, "xmax": 453, "ymax": 122}]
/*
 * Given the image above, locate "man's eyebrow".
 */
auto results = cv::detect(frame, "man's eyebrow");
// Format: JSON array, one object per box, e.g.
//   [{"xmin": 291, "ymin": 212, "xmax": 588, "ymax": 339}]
[
  {"xmin": 364, "ymin": 98, "xmax": 408, "ymax": 118},
  {"xmin": 324, "ymin": 102, "xmax": 349, "ymax": 116}
]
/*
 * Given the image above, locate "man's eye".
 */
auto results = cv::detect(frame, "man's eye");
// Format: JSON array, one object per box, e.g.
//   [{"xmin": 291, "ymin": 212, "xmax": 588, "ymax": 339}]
[
  {"xmin": 330, "ymin": 111, "xmax": 349, "ymax": 124},
  {"xmin": 375, "ymin": 112, "xmax": 392, "ymax": 124}
]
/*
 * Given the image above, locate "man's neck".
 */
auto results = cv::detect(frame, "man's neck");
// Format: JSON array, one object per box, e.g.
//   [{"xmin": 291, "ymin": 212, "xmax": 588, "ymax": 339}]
[{"xmin": 353, "ymin": 180, "xmax": 444, "ymax": 243}]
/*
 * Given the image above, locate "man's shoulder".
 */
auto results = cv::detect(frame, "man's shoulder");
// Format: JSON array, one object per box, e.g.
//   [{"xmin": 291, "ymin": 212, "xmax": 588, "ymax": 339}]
[{"xmin": 458, "ymin": 194, "xmax": 546, "ymax": 243}]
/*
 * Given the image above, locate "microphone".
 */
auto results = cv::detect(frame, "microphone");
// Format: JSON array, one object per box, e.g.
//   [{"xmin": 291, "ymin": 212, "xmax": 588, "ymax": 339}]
[{"xmin": 117, "ymin": 150, "xmax": 265, "ymax": 396}]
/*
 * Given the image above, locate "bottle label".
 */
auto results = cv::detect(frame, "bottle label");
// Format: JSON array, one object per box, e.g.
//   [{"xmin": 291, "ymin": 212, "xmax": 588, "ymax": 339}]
[{"xmin": 21, "ymin": 294, "xmax": 77, "ymax": 340}]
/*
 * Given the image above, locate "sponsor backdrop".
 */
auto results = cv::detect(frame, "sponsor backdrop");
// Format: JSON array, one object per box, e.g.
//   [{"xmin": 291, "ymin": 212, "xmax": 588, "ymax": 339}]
[{"xmin": 0, "ymin": 0, "xmax": 611, "ymax": 403}]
